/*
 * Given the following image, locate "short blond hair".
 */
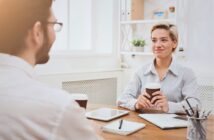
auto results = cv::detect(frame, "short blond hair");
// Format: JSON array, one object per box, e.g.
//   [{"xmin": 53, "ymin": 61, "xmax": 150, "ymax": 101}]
[{"xmin": 151, "ymin": 22, "xmax": 178, "ymax": 43}]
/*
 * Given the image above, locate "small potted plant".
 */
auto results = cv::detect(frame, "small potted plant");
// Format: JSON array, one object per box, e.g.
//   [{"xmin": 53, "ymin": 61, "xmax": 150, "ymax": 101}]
[{"xmin": 131, "ymin": 39, "xmax": 146, "ymax": 52}]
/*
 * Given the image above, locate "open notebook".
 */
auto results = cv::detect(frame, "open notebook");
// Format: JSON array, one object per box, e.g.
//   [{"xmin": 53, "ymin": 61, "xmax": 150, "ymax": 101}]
[
  {"xmin": 102, "ymin": 119, "xmax": 146, "ymax": 135},
  {"xmin": 139, "ymin": 114, "xmax": 187, "ymax": 129}
]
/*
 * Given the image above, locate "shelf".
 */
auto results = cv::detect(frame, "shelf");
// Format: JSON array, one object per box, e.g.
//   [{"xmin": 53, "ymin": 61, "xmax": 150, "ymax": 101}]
[
  {"xmin": 120, "ymin": 19, "xmax": 176, "ymax": 25},
  {"xmin": 174, "ymin": 52, "xmax": 185, "ymax": 57},
  {"xmin": 121, "ymin": 51, "xmax": 185, "ymax": 57},
  {"xmin": 121, "ymin": 51, "xmax": 153, "ymax": 56}
]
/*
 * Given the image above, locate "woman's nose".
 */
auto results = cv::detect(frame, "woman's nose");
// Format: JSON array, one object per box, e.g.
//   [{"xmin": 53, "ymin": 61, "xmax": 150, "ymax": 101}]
[{"xmin": 154, "ymin": 40, "xmax": 162, "ymax": 47}]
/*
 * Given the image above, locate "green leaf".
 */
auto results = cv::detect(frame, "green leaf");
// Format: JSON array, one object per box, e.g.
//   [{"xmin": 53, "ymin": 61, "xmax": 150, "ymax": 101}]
[{"xmin": 131, "ymin": 39, "xmax": 146, "ymax": 47}]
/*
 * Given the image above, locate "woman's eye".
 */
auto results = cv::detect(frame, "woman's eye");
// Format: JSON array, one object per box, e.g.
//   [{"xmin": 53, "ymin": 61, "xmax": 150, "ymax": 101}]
[
  {"xmin": 161, "ymin": 39, "xmax": 168, "ymax": 42},
  {"xmin": 152, "ymin": 40, "xmax": 156, "ymax": 43}
]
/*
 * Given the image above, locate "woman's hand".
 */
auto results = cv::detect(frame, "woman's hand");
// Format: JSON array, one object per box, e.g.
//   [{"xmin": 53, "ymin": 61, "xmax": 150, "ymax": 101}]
[
  {"xmin": 135, "ymin": 91, "xmax": 152, "ymax": 110},
  {"xmin": 151, "ymin": 91, "xmax": 169, "ymax": 112}
]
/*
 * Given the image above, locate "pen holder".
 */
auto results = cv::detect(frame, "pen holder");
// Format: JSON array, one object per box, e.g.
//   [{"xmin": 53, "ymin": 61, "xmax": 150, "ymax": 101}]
[{"xmin": 187, "ymin": 116, "xmax": 207, "ymax": 140}]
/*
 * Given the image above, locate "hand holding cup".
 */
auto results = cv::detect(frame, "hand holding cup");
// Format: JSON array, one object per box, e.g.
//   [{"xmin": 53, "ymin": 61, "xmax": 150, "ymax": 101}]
[{"xmin": 144, "ymin": 82, "xmax": 161, "ymax": 103}]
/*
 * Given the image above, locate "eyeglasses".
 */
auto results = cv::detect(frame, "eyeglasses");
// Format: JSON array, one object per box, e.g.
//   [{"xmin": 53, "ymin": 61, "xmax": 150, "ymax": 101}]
[{"xmin": 46, "ymin": 21, "xmax": 63, "ymax": 32}]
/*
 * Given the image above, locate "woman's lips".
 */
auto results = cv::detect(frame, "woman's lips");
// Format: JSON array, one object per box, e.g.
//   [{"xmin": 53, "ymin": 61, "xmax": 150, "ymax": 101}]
[{"xmin": 155, "ymin": 49, "xmax": 164, "ymax": 53}]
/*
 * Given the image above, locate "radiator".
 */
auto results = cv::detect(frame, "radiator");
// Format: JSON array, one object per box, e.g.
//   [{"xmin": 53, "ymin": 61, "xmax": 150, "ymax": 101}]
[{"xmin": 62, "ymin": 78, "xmax": 117, "ymax": 105}]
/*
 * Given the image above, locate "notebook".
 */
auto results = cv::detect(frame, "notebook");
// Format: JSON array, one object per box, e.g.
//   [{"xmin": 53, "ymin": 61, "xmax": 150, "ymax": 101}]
[
  {"xmin": 139, "ymin": 113, "xmax": 187, "ymax": 129},
  {"xmin": 102, "ymin": 119, "xmax": 146, "ymax": 135},
  {"xmin": 85, "ymin": 108, "xmax": 129, "ymax": 121}
]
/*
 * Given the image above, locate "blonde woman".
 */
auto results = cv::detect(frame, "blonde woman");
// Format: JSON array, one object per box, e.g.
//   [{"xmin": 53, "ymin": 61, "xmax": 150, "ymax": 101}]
[{"xmin": 117, "ymin": 22, "xmax": 199, "ymax": 113}]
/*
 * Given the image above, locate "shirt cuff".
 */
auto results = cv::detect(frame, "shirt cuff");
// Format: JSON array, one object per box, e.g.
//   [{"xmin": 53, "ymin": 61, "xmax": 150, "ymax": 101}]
[
  {"xmin": 128, "ymin": 99, "xmax": 138, "ymax": 110},
  {"xmin": 168, "ymin": 102, "xmax": 184, "ymax": 113},
  {"xmin": 118, "ymin": 98, "xmax": 137, "ymax": 111}
]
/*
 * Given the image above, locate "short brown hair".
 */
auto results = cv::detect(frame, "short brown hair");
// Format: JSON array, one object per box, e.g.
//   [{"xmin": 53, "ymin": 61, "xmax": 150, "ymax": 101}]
[{"xmin": 0, "ymin": 0, "xmax": 53, "ymax": 54}]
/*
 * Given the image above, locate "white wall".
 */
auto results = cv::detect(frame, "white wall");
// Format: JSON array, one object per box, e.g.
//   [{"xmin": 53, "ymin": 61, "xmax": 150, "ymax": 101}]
[{"xmin": 178, "ymin": 0, "xmax": 214, "ymax": 86}]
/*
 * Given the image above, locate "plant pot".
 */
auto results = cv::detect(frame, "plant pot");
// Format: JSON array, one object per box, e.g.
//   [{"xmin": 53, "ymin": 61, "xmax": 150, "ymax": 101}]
[{"xmin": 132, "ymin": 46, "xmax": 144, "ymax": 52}]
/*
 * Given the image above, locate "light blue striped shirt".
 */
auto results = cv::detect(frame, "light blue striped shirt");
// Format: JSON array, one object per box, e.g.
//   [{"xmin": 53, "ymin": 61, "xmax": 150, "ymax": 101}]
[{"xmin": 117, "ymin": 58, "xmax": 199, "ymax": 113}]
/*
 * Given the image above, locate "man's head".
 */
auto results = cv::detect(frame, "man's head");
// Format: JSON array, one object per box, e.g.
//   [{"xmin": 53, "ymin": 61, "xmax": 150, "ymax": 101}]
[{"xmin": 0, "ymin": 0, "xmax": 59, "ymax": 65}]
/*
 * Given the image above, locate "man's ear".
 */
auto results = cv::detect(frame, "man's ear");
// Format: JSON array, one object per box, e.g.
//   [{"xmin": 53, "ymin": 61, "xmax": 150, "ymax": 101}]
[{"xmin": 31, "ymin": 21, "xmax": 44, "ymax": 48}]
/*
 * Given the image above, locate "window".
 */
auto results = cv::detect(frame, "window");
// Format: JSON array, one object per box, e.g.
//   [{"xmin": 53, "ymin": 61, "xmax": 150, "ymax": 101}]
[
  {"xmin": 69, "ymin": 0, "xmax": 92, "ymax": 51},
  {"xmin": 51, "ymin": 0, "xmax": 116, "ymax": 55}
]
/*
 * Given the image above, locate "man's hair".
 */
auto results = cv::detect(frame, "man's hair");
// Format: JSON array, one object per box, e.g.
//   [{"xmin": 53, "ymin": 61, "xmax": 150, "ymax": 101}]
[{"xmin": 0, "ymin": 0, "xmax": 53, "ymax": 54}]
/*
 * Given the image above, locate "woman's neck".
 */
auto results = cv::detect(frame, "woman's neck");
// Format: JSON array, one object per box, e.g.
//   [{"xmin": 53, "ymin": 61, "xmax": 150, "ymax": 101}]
[{"xmin": 155, "ymin": 56, "xmax": 172, "ymax": 69}]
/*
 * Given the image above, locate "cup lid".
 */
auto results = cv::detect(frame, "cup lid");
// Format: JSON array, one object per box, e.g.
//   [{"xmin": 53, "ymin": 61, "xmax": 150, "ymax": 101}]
[
  {"xmin": 145, "ymin": 82, "xmax": 161, "ymax": 89},
  {"xmin": 71, "ymin": 93, "xmax": 88, "ymax": 100}
]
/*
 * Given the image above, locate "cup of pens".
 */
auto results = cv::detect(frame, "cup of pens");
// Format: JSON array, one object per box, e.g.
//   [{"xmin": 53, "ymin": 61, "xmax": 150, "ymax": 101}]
[
  {"xmin": 187, "ymin": 116, "xmax": 207, "ymax": 140},
  {"xmin": 183, "ymin": 97, "xmax": 211, "ymax": 140}
]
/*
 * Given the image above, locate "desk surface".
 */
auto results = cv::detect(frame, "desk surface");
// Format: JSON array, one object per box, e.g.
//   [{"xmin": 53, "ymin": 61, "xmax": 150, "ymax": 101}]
[{"xmin": 87, "ymin": 104, "xmax": 214, "ymax": 140}]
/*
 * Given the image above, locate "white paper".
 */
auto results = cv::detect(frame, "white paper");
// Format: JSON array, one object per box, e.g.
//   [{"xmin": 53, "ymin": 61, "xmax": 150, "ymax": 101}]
[{"xmin": 102, "ymin": 119, "xmax": 146, "ymax": 135}]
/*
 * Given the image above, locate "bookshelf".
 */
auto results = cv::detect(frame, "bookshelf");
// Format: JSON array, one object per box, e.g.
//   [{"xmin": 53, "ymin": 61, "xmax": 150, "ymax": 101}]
[{"xmin": 119, "ymin": 0, "xmax": 177, "ymax": 55}]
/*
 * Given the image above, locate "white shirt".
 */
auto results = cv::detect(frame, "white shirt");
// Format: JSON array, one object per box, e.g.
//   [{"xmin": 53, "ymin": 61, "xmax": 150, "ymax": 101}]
[
  {"xmin": 0, "ymin": 53, "xmax": 100, "ymax": 140},
  {"xmin": 117, "ymin": 58, "xmax": 199, "ymax": 113}
]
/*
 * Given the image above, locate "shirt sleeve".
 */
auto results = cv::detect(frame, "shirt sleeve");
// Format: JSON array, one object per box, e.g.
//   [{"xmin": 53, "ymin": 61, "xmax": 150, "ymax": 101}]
[
  {"xmin": 168, "ymin": 68, "xmax": 199, "ymax": 113},
  {"xmin": 117, "ymin": 72, "xmax": 142, "ymax": 110},
  {"xmin": 53, "ymin": 100, "xmax": 102, "ymax": 140}
]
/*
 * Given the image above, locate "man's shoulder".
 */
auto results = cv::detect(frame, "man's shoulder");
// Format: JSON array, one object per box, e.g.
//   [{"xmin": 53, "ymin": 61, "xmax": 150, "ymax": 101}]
[{"xmin": 27, "ymin": 80, "xmax": 74, "ymax": 107}]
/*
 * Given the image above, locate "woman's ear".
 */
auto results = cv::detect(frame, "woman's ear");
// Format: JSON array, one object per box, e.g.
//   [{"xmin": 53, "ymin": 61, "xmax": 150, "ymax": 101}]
[
  {"xmin": 171, "ymin": 40, "xmax": 177, "ymax": 52},
  {"xmin": 173, "ymin": 40, "xmax": 178, "ymax": 48}
]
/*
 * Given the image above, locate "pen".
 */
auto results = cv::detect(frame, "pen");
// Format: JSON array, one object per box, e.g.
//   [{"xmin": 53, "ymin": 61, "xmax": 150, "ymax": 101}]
[
  {"xmin": 185, "ymin": 98, "xmax": 195, "ymax": 116},
  {"xmin": 200, "ymin": 110, "xmax": 205, "ymax": 118},
  {"xmin": 196, "ymin": 105, "xmax": 199, "ymax": 118},
  {"xmin": 182, "ymin": 105, "xmax": 191, "ymax": 116},
  {"xmin": 118, "ymin": 119, "xmax": 123, "ymax": 129},
  {"xmin": 205, "ymin": 110, "xmax": 212, "ymax": 118}
]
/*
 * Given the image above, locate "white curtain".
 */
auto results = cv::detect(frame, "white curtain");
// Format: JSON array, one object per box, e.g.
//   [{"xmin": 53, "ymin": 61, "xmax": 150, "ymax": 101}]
[{"xmin": 177, "ymin": 0, "xmax": 214, "ymax": 83}]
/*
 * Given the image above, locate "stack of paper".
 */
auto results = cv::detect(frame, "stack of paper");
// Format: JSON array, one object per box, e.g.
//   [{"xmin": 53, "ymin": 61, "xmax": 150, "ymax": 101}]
[{"xmin": 102, "ymin": 119, "xmax": 146, "ymax": 135}]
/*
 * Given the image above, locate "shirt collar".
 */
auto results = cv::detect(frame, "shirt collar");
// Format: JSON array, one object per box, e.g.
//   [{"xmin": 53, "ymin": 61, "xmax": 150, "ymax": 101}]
[
  {"xmin": 144, "ymin": 58, "xmax": 179, "ymax": 76},
  {"xmin": 0, "ymin": 53, "xmax": 35, "ymax": 78},
  {"xmin": 168, "ymin": 58, "xmax": 179, "ymax": 76},
  {"xmin": 144, "ymin": 59, "xmax": 156, "ymax": 75}
]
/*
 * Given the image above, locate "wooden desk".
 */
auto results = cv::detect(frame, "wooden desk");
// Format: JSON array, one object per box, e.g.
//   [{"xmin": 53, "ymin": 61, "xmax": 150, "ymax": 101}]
[{"xmin": 87, "ymin": 104, "xmax": 214, "ymax": 140}]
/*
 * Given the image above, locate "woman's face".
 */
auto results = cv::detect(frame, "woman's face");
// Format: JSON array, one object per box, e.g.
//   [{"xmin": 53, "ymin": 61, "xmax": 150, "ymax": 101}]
[{"xmin": 151, "ymin": 29, "xmax": 177, "ymax": 59}]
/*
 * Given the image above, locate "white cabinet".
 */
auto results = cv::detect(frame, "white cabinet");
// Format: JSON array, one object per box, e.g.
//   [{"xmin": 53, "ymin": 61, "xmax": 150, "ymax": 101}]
[{"xmin": 119, "ymin": 0, "xmax": 178, "ymax": 56}]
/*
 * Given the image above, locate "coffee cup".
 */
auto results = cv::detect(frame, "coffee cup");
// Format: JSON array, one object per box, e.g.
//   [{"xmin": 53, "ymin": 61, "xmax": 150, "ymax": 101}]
[
  {"xmin": 145, "ymin": 83, "xmax": 161, "ymax": 102},
  {"xmin": 71, "ymin": 93, "xmax": 88, "ymax": 109}
]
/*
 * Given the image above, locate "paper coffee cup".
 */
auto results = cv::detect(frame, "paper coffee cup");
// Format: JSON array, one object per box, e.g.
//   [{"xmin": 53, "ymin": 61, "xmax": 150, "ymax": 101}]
[
  {"xmin": 145, "ymin": 83, "xmax": 161, "ymax": 101},
  {"xmin": 71, "ymin": 93, "xmax": 88, "ymax": 109}
]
